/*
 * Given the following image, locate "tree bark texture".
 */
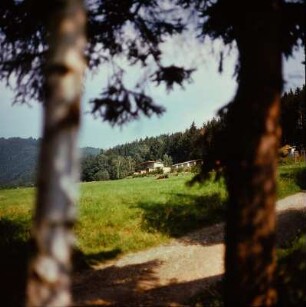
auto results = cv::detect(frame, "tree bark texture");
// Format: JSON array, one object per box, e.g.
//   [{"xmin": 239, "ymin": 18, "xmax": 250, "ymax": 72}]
[
  {"xmin": 27, "ymin": 1, "xmax": 86, "ymax": 306},
  {"xmin": 224, "ymin": 0, "xmax": 282, "ymax": 305}
]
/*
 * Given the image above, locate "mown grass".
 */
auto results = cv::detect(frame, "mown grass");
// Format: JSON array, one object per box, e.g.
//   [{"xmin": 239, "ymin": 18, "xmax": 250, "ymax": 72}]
[{"xmin": 0, "ymin": 163, "xmax": 305, "ymax": 267}]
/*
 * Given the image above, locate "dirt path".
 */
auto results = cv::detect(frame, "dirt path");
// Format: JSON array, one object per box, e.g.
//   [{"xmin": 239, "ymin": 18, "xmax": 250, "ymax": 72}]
[{"xmin": 73, "ymin": 193, "xmax": 306, "ymax": 306}]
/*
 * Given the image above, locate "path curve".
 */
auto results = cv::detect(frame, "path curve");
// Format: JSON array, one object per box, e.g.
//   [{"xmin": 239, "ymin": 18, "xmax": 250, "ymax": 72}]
[{"xmin": 73, "ymin": 193, "xmax": 306, "ymax": 306}]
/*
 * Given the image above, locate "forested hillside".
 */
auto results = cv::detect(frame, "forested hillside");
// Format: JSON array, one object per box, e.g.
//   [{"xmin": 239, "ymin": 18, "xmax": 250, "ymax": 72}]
[
  {"xmin": 1, "ymin": 86, "xmax": 304, "ymax": 186},
  {"xmin": 81, "ymin": 121, "xmax": 206, "ymax": 181},
  {"xmin": 0, "ymin": 139, "xmax": 100, "ymax": 187},
  {"xmin": 0, "ymin": 137, "xmax": 38, "ymax": 187}
]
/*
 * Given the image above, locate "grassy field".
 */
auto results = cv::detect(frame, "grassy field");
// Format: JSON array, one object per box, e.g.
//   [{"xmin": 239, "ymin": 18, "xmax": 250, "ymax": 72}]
[
  {"xmin": 277, "ymin": 163, "xmax": 306, "ymax": 198},
  {"xmin": 0, "ymin": 163, "xmax": 305, "ymax": 267}
]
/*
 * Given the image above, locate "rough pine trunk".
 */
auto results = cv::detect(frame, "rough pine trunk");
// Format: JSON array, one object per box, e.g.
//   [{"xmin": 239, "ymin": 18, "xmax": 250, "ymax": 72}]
[
  {"xmin": 27, "ymin": 1, "xmax": 86, "ymax": 306},
  {"xmin": 224, "ymin": 0, "xmax": 282, "ymax": 305}
]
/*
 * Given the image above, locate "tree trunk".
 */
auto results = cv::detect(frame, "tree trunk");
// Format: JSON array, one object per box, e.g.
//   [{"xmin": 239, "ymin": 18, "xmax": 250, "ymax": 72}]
[
  {"xmin": 27, "ymin": 1, "xmax": 86, "ymax": 306},
  {"xmin": 224, "ymin": 0, "xmax": 282, "ymax": 305}
]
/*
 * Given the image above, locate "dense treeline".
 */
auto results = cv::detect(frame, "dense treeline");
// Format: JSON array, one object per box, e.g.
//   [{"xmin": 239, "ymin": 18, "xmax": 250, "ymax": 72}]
[
  {"xmin": 81, "ymin": 121, "xmax": 204, "ymax": 181},
  {"xmin": 281, "ymin": 85, "xmax": 305, "ymax": 148},
  {"xmin": 81, "ymin": 117, "xmax": 230, "ymax": 181},
  {"xmin": 82, "ymin": 85, "xmax": 305, "ymax": 182}
]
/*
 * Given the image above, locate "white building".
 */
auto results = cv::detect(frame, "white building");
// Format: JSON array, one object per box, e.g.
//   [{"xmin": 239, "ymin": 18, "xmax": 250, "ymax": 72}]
[
  {"xmin": 172, "ymin": 159, "xmax": 203, "ymax": 170},
  {"xmin": 137, "ymin": 161, "xmax": 164, "ymax": 173}
]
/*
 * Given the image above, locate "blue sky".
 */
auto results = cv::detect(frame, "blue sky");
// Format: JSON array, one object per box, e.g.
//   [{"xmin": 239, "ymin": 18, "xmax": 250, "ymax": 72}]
[{"xmin": 0, "ymin": 39, "xmax": 304, "ymax": 149}]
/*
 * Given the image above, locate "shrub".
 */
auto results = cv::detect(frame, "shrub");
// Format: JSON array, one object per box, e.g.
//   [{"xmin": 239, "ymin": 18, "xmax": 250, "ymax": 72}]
[
  {"xmin": 177, "ymin": 167, "xmax": 184, "ymax": 173},
  {"xmin": 94, "ymin": 170, "xmax": 110, "ymax": 181},
  {"xmin": 132, "ymin": 173, "xmax": 148, "ymax": 178},
  {"xmin": 279, "ymin": 144, "xmax": 291, "ymax": 158},
  {"xmin": 150, "ymin": 168, "xmax": 163, "ymax": 175},
  {"xmin": 156, "ymin": 174, "xmax": 169, "ymax": 180}
]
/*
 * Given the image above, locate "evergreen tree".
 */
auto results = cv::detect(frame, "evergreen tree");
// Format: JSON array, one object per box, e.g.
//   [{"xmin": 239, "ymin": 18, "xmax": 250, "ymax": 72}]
[
  {"xmin": 162, "ymin": 154, "xmax": 173, "ymax": 167},
  {"xmin": 281, "ymin": 85, "xmax": 306, "ymax": 147}
]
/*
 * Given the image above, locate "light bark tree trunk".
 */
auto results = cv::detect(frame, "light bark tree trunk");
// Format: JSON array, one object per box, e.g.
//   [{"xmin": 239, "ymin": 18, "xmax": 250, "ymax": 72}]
[
  {"xmin": 27, "ymin": 1, "xmax": 86, "ymax": 306},
  {"xmin": 224, "ymin": 0, "xmax": 282, "ymax": 305}
]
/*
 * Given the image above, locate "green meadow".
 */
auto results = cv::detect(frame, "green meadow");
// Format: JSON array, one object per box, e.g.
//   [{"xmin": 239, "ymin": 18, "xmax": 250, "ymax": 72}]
[{"xmin": 0, "ymin": 163, "xmax": 305, "ymax": 266}]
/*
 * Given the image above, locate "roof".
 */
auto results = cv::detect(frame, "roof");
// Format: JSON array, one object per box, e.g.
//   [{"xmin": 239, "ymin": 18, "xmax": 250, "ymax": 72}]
[
  {"xmin": 138, "ymin": 160, "xmax": 163, "ymax": 165},
  {"xmin": 138, "ymin": 160, "xmax": 156, "ymax": 165},
  {"xmin": 172, "ymin": 159, "xmax": 202, "ymax": 167}
]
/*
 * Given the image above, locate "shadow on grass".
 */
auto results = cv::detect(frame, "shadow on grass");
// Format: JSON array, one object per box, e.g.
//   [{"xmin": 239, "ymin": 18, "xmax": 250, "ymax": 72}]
[
  {"xmin": 0, "ymin": 218, "xmax": 30, "ymax": 307},
  {"xmin": 137, "ymin": 192, "xmax": 226, "ymax": 238},
  {"xmin": 276, "ymin": 209, "xmax": 306, "ymax": 248},
  {"xmin": 277, "ymin": 234, "xmax": 306, "ymax": 306},
  {"xmin": 74, "ymin": 248, "xmax": 122, "ymax": 268},
  {"xmin": 0, "ymin": 217, "xmax": 122, "ymax": 306},
  {"xmin": 276, "ymin": 208, "xmax": 306, "ymax": 306},
  {"xmin": 295, "ymin": 167, "xmax": 306, "ymax": 190},
  {"xmin": 280, "ymin": 166, "xmax": 306, "ymax": 190}
]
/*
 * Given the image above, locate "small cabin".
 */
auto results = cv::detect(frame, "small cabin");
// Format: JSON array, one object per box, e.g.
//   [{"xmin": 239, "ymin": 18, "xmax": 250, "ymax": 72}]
[{"xmin": 137, "ymin": 161, "xmax": 164, "ymax": 173}]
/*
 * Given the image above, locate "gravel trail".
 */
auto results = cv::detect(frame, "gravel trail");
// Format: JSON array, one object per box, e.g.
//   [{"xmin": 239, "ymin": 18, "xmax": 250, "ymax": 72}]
[{"xmin": 73, "ymin": 192, "xmax": 306, "ymax": 306}]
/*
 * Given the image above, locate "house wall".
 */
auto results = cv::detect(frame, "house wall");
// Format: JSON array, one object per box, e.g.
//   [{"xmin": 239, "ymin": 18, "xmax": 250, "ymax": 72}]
[
  {"xmin": 136, "ymin": 161, "xmax": 165, "ymax": 173},
  {"xmin": 153, "ymin": 162, "xmax": 164, "ymax": 169}
]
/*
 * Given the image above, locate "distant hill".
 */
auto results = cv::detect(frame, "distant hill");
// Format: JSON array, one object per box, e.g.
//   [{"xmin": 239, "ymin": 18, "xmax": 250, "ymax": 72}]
[
  {"xmin": 0, "ymin": 138, "xmax": 100, "ymax": 187},
  {"xmin": 0, "ymin": 138, "xmax": 38, "ymax": 187}
]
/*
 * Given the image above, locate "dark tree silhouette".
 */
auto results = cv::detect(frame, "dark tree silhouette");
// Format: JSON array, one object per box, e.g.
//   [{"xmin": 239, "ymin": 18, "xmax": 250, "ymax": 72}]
[
  {"xmin": 184, "ymin": 0, "xmax": 304, "ymax": 304},
  {"xmin": 222, "ymin": 3, "xmax": 282, "ymax": 304}
]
